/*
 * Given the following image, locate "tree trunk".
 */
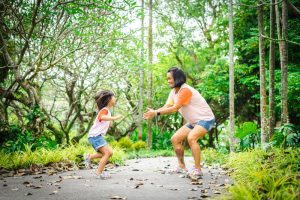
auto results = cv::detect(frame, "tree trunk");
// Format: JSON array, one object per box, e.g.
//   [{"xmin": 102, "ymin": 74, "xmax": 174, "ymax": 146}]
[
  {"xmin": 228, "ymin": 0, "xmax": 235, "ymax": 152},
  {"xmin": 138, "ymin": 0, "xmax": 145, "ymax": 140},
  {"xmin": 269, "ymin": 0, "xmax": 276, "ymax": 139},
  {"xmin": 275, "ymin": 0, "xmax": 289, "ymax": 124},
  {"xmin": 147, "ymin": 0, "xmax": 153, "ymax": 149},
  {"xmin": 281, "ymin": 0, "xmax": 289, "ymax": 124},
  {"xmin": 258, "ymin": 0, "xmax": 268, "ymax": 144}
]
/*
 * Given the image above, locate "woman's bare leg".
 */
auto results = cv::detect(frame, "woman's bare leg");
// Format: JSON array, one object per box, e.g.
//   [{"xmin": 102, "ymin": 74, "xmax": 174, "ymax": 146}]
[
  {"xmin": 171, "ymin": 125, "xmax": 191, "ymax": 169},
  {"xmin": 187, "ymin": 125, "xmax": 207, "ymax": 170}
]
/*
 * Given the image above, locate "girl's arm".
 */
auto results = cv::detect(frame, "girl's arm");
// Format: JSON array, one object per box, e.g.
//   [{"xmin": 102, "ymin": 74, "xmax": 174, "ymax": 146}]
[{"xmin": 101, "ymin": 114, "xmax": 122, "ymax": 121}]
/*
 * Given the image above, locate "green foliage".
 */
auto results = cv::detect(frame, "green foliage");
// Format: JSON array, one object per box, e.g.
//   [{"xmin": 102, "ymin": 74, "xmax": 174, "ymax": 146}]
[
  {"xmin": 234, "ymin": 121, "xmax": 260, "ymax": 151},
  {"xmin": 127, "ymin": 149, "xmax": 177, "ymax": 159},
  {"xmin": 271, "ymin": 124, "xmax": 300, "ymax": 148},
  {"xmin": 26, "ymin": 106, "xmax": 45, "ymax": 124},
  {"xmin": 117, "ymin": 136, "xmax": 133, "ymax": 151},
  {"xmin": 0, "ymin": 143, "xmax": 92, "ymax": 170},
  {"xmin": 152, "ymin": 128, "xmax": 173, "ymax": 150},
  {"xmin": 0, "ymin": 142, "xmax": 128, "ymax": 170},
  {"xmin": 0, "ymin": 123, "xmax": 22, "ymax": 144},
  {"xmin": 132, "ymin": 141, "xmax": 146, "ymax": 151},
  {"xmin": 226, "ymin": 148, "xmax": 300, "ymax": 200},
  {"xmin": 109, "ymin": 147, "xmax": 128, "ymax": 166},
  {"xmin": 109, "ymin": 140, "xmax": 119, "ymax": 148},
  {"xmin": 2, "ymin": 131, "xmax": 57, "ymax": 153},
  {"xmin": 234, "ymin": 121, "xmax": 257, "ymax": 139},
  {"xmin": 202, "ymin": 148, "xmax": 228, "ymax": 165}
]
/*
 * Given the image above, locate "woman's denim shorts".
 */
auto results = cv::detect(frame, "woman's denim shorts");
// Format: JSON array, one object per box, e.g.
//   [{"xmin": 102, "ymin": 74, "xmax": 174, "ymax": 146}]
[
  {"xmin": 186, "ymin": 118, "xmax": 215, "ymax": 132},
  {"xmin": 88, "ymin": 135, "xmax": 108, "ymax": 151}
]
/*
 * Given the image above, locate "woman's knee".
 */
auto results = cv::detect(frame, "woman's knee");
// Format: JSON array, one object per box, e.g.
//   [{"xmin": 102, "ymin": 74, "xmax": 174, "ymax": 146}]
[
  {"xmin": 187, "ymin": 135, "xmax": 198, "ymax": 145},
  {"xmin": 171, "ymin": 136, "xmax": 180, "ymax": 145}
]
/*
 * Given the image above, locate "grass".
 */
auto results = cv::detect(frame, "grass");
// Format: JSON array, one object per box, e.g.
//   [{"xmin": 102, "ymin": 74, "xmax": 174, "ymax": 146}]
[
  {"xmin": 225, "ymin": 147, "xmax": 300, "ymax": 200},
  {"xmin": 0, "ymin": 143, "xmax": 225, "ymax": 170},
  {"xmin": 0, "ymin": 143, "xmax": 127, "ymax": 170}
]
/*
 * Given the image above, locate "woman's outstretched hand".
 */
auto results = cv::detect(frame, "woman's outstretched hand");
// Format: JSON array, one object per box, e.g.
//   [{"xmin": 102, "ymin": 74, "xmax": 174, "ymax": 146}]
[{"xmin": 143, "ymin": 108, "xmax": 156, "ymax": 119}]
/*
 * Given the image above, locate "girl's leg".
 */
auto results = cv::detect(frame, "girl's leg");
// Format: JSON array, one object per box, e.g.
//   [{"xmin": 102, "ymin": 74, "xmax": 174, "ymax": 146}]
[
  {"xmin": 96, "ymin": 145, "xmax": 113, "ymax": 175},
  {"xmin": 89, "ymin": 152, "xmax": 102, "ymax": 160},
  {"xmin": 171, "ymin": 125, "xmax": 191, "ymax": 169},
  {"xmin": 187, "ymin": 125, "xmax": 207, "ymax": 170}
]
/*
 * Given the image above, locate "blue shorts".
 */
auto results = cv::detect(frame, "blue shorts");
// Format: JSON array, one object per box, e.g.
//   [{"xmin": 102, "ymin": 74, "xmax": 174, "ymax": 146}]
[
  {"xmin": 88, "ymin": 135, "xmax": 108, "ymax": 151},
  {"xmin": 186, "ymin": 119, "xmax": 215, "ymax": 132}
]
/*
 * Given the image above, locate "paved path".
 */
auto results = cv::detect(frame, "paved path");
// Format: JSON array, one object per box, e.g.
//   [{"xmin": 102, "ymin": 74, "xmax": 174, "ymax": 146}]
[{"xmin": 0, "ymin": 157, "xmax": 232, "ymax": 200}]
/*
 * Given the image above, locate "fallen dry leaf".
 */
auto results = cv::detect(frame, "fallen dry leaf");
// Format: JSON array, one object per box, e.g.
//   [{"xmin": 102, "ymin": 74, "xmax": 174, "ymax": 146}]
[
  {"xmin": 49, "ymin": 190, "xmax": 58, "ymax": 195},
  {"xmin": 60, "ymin": 175, "xmax": 82, "ymax": 179},
  {"xmin": 200, "ymin": 193, "xmax": 210, "ymax": 198},
  {"xmin": 110, "ymin": 196, "xmax": 126, "ymax": 199},
  {"xmin": 168, "ymin": 188, "xmax": 179, "ymax": 191},
  {"xmin": 213, "ymin": 190, "xmax": 221, "ymax": 194},
  {"xmin": 191, "ymin": 181, "xmax": 203, "ymax": 185}
]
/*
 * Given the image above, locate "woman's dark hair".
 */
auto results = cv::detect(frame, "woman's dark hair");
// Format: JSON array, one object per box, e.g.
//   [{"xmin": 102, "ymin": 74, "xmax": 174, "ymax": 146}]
[
  {"xmin": 94, "ymin": 90, "xmax": 114, "ymax": 110},
  {"xmin": 167, "ymin": 67, "xmax": 186, "ymax": 88}
]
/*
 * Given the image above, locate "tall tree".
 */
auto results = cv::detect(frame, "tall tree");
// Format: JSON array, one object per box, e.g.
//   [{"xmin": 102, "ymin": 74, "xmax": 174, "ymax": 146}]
[
  {"xmin": 147, "ymin": 0, "xmax": 153, "ymax": 148},
  {"xmin": 138, "ymin": 0, "xmax": 145, "ymax": 140},
  {"xmin": 281, "ymin": 0, "xmax": 289, "ymax": 123},
  {"xmin": 257, "ymin": 0, "xmax": 267, "ymax": 144},
  {"xmin": 269, "ymin": 0, "xmax": 276, "ymax": 138},
  {"xmin": 275, "ymin": 0, "xmax": 289, "ymax": 124},
  {"xmin": 228, "ymin": 0, "xmax": 235, "ymax": 152}
]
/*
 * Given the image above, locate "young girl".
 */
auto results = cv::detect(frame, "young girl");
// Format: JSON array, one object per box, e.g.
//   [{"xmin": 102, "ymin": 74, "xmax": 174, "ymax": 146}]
[{"xmin": 84, "ymin": 90, "xmax": 122, "ymax": 179}]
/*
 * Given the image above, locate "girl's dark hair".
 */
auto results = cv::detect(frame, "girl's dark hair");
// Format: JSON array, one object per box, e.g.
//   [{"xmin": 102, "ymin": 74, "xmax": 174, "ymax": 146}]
[
  {"xmin": 167, "ymin": 67, "xmax": 186, "ymax": 88},
  {"xmin": 94, "ymin": 90, "xmax": 114, "ymax": 110}
]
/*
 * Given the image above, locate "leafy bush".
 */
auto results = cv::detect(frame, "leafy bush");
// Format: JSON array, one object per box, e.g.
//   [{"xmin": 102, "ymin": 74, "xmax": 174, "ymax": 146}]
[
  {"xmin": 109, "ymin": 147, "xmax": 127, "ymax": 165},
  {"xmin": 152, "ymin": 128, "xmax": 173, "ymax": 150},
  {"xmin": 2, "ymin": 131, "xmax": 57, "ymax": 153},
  {"xmin": 117, "ymin": 136, "xmax": 133, "ymax": 150},
  {"xmin": 132, "ymin": 141, "xmax": 147, "ymax": 151},
  {"xmin": 0, "ymin": 143, "xmax": 128, "ymax": 170},
  {"xmin": 0, "ymin": 123, "xmax": 22, "ymax": 144},
  {"xmin": 0, "ymin": 143, "xmax": 93, "ymax": 170},
  {"xmin": 202, "ymin": 148, "xmax": 228, "ymax": 165},
  {"xmin": 226, "ymin": 148, "xmax": 300, "ymax": 199},
  {"xmin": 105, "ymin": 134, "xmax": 116, "ymax": 143},
  {"xmin": 109, "ymin": 140, "xmax": 119, "ymax": 148},
  {"xmin": 271, "ymin": 123, "xmax": 300, "ymax": 148},
  {"xmin": 234, "ymin": 121, "xmax": 259, "ymax": 150}
]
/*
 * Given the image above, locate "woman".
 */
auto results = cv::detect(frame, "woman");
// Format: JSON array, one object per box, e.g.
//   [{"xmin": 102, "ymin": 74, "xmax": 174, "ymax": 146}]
[{"xmin": 143, "ymin": 67, "xmax": 215, "ymax": 178}]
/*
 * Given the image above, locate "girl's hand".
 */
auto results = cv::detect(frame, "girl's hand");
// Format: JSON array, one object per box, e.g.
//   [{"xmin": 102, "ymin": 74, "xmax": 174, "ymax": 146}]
[
  {"xmin": 113, "ymin": 114, "xmax": 122, "ymax": 120},
  {"xmin": 143, "ymin": 108, "xmax": 156, "ymax": 119}
]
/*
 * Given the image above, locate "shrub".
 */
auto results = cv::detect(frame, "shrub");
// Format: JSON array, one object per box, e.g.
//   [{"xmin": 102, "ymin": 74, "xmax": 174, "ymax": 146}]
[
  {"xmin": 202, "ymin": 148, "xmax": 228, "ymax": 165},
  {"xmin": 2, "ymin": 131, "xmax": 57, "ymax": 153},
  {"xmin": 226, "ymin": 148, "xmax": 300, "ymax": 199},
  {"xmin": 132, "ymin": 141, "xmax": 147, "ymax": 151},
  {"xmin": 109, "ymin": 140, "xmax": 118, "ymax": 148},
  {"xmin": 271, "ymin": 123, "xmax": 300, "ymax": 148},
  {"xmin": 117, "ymin": 137, "xmax": 133, "ymax": 150},
  {"xmin": 109, "ymin": 147, "xmax": 127, "ymax": 165}
]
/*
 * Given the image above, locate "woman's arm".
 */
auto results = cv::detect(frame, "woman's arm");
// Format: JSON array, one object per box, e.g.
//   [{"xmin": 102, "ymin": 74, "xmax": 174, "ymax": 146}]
[{"xmin": 143, "ymin": 104, "xmax": 182, "ymax": 119}]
